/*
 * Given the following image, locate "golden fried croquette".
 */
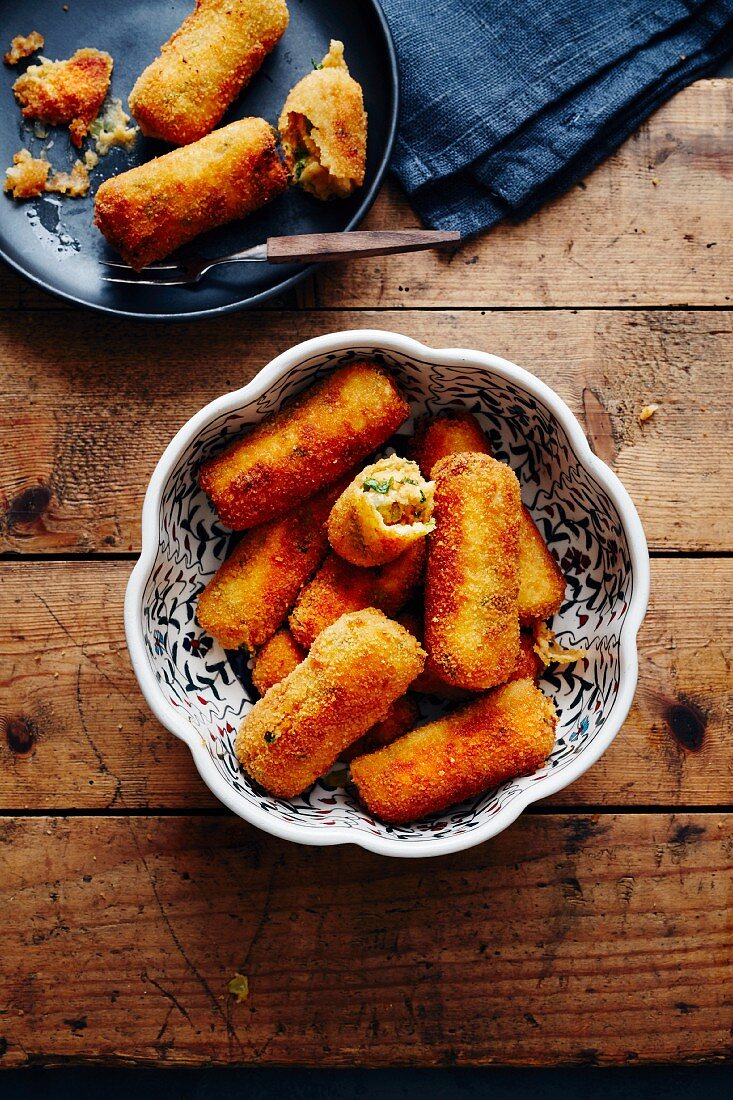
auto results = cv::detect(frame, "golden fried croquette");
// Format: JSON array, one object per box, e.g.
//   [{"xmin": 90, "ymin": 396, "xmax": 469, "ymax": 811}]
[
  {"xmin": 279, "ymin": 40, "xmax": 366, "ymax": 199},
  {"xmin": 94, "ymin": 117, "xmax": 287, "ymax": 270},
  {"xmin": 251, "ymin": 628, "xmax": 419, "ymax": 764},
  {"xmin": 509, "ymin": 630, "xmax": 544, "ymax": 683},
  {"xmin": 425, "ymin": 453, "xmax": 521, "ymax": 690},
  {"xmin": 517, "ymin": 508, "xmax": 566, "ymax": 624},
  {"xmin": 289, "ymin": 541, "xmax": 425, "ymax": 649},
  {"xmin": 13, "ymin": 48, "xmax": 112, "ymax": 147},
  {"xmin": 4, "ymin": 149, "xmax": 50, "ymax": 199},
  {"xmin": 129, "ymin": 0, "xmax": 289, "ymax": 145},
  {"xmin": 327, "ymin": 456, "xmax": 434, "ymax": 567},
  {"xmin": 251, "ymin": 628, "xmax": 306, "ymax": 695},
  {"xmin": 408, "ymin": 410, "xmax": 565, "ymax": 625},
  {"xmin": 236, "ymin": 608, "xmax": 425, "ymax": 798},
  {"xmin": 4, "ymin": 32, "xmax": 44, "ymax": 66},
  {"xmin": 341, "ymin": 695, "xmax": 420, "ymax": 763},
  {"xmin": 409, "ymin": 409, "xmax": 492, "ymax": 476},
  {"xmin": 395, "ymin": 608, "xmax": 472, "ymax": 699},
  {"xmin": 196, "ymin": 479, "xmax": 345, "ymax": 652},
  {"xmin": 351, "ymin": 678, "xmax": 556, "ymax": 824},
  {"xmin": 199, "ymin": 363, "xmax": 409, "ymax": 531}
]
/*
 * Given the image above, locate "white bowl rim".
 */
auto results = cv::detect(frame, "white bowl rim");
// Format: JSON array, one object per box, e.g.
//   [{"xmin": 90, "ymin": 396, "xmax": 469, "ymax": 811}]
[{"xmin": 125, "ymin": 328, "xmax": 650, "ymax": 858}]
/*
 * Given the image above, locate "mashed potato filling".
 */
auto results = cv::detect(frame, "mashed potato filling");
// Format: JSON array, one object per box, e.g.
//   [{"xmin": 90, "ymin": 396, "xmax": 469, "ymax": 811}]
[
  {"xmin": 90, "ymin": 97, "xmax": 138, "ymax": 155},
  {"xmin": 361, "ymin": 456, "xmax": 435, "ymax": 531},
  {"xmin": 287, "ymin": 113, "xmax": 355, "ymax": 200}
]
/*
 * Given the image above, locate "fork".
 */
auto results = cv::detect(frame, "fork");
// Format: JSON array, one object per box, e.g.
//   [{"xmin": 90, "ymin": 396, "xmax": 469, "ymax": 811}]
[{"xmin": 99, "ymin": 229, "xmax": 461, "ymax": 286}]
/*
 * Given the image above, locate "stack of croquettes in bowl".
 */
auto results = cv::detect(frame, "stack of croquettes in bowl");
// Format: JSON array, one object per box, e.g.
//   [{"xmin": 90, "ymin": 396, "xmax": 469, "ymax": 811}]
[{"xmin": 126, "ymin": 329, "xmax": 649, "ymax": 857}]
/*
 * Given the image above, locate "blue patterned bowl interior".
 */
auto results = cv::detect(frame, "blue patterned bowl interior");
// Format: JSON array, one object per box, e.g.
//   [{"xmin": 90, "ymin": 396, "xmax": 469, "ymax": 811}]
[{"xmin": 140, "ymin": 344, "xmax": 634, "ymax": 848}]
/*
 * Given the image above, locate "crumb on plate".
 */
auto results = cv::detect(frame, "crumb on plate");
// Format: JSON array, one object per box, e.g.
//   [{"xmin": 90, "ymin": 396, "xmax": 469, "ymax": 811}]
[
  {"xmin": 90, "ymin": 97, "xmax": 137, "ymax": 155},
  {"xmin": 46, "ymin": 157, "xmax": 92, "ymax": 197},
  {"xmin": 533, "ymin": 622, "xmax": 586, "ymax": 667},
  {"xmin": 4, "ymin": 31, "xmax": 45, "ymax": 66},
  {"xmin": 4, "ymin": 149, "xmax": 50, "ymax": 199},
  {"xmin": 12, "ymin": 47, "xmax": 113, "ymax": 147}
]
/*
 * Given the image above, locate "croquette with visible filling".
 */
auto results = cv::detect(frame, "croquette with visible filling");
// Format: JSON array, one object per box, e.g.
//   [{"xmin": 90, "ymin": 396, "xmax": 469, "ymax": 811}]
[
  {"xmin": 351, "ymin": 678, "xmax": 556, "ymax": 824},
  {"xmin": 235, "ymin": 608, "xmax": 425, "ymax": 798},
  {"xmin": 279, "ymin": 40, "xmax": 366, "ymax": 200},
  {"xmin": 328, "ymin": 455, "xmax": 435, "ymax": 567}
]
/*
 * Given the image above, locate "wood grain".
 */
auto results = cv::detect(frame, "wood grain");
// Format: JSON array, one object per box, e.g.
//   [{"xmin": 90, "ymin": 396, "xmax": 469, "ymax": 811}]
[
  {"xmin": 0, "ymin": 812, "xmax": 730, "ymax": 1067},
  {"xmin": 1, "ymin": 81, "xmax": 731, "ymax": 312},
  {"xmin": 314, "ymin": 81, "xmax": 733, "ymax": 309},
  {"xmin": 0, "ymin": 309, "xmax": 730, "ymax": 555},
  {"xmin": 0, "ymin": 559, "xmax": 729, "ymax": 810}
]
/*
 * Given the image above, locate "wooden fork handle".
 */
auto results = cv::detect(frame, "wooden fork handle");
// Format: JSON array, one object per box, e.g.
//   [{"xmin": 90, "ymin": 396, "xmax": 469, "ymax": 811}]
[{"xmin": 266, "ymin": 230, "xmax": 460, "ymax": 264}]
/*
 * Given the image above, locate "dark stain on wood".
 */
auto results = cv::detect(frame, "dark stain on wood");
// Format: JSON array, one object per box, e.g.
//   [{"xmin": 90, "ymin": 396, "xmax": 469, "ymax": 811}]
[
  {"xmin": 563, "ymin": 816, "xmax": 610, "ymax": 855},
  {"xmin": 7, "ymin": 485, "xmax": 51, "ymax": 528},
  {"xmin": 5, "ymin": 716, "xmax": 37, "ymax": 756},
  {"xmin": 0, "ymin": 1037, "xmax": 7, "ymax": 1058},
  {"xmin": 63, "ymin": 1016, "xmax": 87, "ymax": 1033},
  {"xmin": 676, "ymin": 1002, "xmax": 699, "ymax": 1014},
  {"xmin": 670, "ymin": 822, "xmax": 706, "ymax": 847},
  {"xmin": 582, "ymin": 388, "xmax": 618, "ymax": 465},
  {"xmin": 667, "ymin": 700, "xmax": 707, "ymax": 751}
]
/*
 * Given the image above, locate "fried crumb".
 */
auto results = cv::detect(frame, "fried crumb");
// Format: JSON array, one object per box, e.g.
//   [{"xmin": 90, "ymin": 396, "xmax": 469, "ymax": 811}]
[
  {"xmin": 90, "ymin": 97, "xmax": 137, "ymax": 155},
  {"xmin": 651, "ymin": 177, "xmax": 660, "ymax": 186},
  {"xmin": 4, "ymin": 31, "xmax": 44, "ymax": 66},
  {"xmin": 533, "ymin": 622, "xmax": 586, "ymax": 666},
  {"xmin": 227, "ymin": 974, "xmax": 249, "ymax": 1003},
  {"xmin": 639, "ymin": 403, "xmax": 659, "ymax": 423},
  {"xmin": 13, "ymin": 48, "xmax": 113, "ymax": 148},
  {"xmin": 4, "ymin": 149, "xmax": 50, "ymax": 198},
  {"xmin": 46, "ymin": 157, "xmax": 91, "ymax": 197}
]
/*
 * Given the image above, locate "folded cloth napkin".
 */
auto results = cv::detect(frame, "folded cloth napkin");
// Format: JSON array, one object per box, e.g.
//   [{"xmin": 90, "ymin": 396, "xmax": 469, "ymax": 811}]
[{"xmin": 379, "ymin": 0, "xmax": 733, "ymax": 236}]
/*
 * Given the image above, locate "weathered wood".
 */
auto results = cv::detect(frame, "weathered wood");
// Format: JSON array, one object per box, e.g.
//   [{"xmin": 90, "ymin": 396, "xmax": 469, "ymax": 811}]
[
  {"xmin": 0, "ymin": 559, "xmax": 729, "ymax": 810},
  {"xmin": 315, "ymin": 81, "xmax": 733, "ymax": 308},
  {"xmin": 1, "ymin": 309, "xmax": 731, "ymax": 555},
  {"xmin": 0, "ymin": 812, "xmax": 729, "ymax": 1067}
]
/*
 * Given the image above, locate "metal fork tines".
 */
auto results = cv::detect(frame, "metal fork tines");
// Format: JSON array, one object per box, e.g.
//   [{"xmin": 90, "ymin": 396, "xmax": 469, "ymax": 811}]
[{"xmin": 99, "ymin": 243, "xmax": 269, "ymax": 286}]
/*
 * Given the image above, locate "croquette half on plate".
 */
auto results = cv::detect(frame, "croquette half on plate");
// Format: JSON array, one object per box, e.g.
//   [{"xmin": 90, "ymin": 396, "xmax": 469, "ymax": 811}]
[
  {"xmin": 129, "ymin": 0, "xmax": 290, "ymax": 145},
  {"xmin": 279, "ymin": 39, "xmax": 367, "ymax": 199}
]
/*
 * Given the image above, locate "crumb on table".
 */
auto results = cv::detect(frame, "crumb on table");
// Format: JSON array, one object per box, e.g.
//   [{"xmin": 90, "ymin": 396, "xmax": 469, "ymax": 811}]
[{"xmin": 639, "ymin": 403, "xmax": 659, "ymax": 423}]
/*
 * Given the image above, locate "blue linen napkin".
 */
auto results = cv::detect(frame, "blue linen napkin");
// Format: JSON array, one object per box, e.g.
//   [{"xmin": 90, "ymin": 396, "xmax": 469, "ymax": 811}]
[{"xmin": 378, "ymin": 0, "xmax": 733, "ymax": 236}]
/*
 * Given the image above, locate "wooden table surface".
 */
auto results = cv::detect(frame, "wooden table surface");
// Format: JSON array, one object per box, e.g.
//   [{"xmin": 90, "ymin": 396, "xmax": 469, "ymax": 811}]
[{"xmin": 1, "ymin": 79, "xmax": 731, "ymax": 1069}]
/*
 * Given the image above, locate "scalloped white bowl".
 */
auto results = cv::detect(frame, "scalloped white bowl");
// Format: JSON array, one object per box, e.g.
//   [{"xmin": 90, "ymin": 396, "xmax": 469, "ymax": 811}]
[{"xmin": 125, "ymin": 330, "xmax": 649, "ymax": 857}]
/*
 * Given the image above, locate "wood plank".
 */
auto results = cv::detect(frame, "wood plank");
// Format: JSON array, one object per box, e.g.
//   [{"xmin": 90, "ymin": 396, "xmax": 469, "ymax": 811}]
[
  {"xmin": 0, "ymin": 559, "xmax": 730, "ymax": 810},
  {"xmin": 314, "ymin": 80, "xmax": 733, "ymax": 308},
  {"xmin": 0, "ymin": 309, "xmax": 731, "ymax": 555},
  {"xmin": 0, "ymin": 812, "xmax": 730, "ymax": 1067},
  {"xmin": 1, "ymin": 81, "xmax": 731, "ymax": 314}
]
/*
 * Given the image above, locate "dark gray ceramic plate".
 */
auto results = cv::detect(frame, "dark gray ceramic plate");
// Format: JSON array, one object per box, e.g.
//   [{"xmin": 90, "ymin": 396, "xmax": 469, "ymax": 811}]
[{"xmin": 0, "ymin": 0, "xmax": 397, "ymax": 320}]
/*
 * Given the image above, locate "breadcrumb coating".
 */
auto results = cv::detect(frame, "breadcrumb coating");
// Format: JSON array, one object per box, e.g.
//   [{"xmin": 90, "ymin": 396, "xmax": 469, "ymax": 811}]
[
  {"xmin": 197, "ymin": 477, "xmax": 347, "ymax": 652},
  {"xmin": 351, "ymin": 678, "xmax": 556, "ymax": 824},
  {"xmin": 328, "ymin": 455, "xmax": 434, "ymax": 567},
  {"xmin": 341, "ymin": 695, "xmax": 420, "ymax": 763},
  {"xmin": 94, "ymin": 117, "xmax": 287, "ymax": 270},
  {"xmin": 251, "ymin": 628, "xmax": 307, "ymax": 696},
  {"xmin": 408, "ymin": 409, "xmax": 492, "ymax": 476},
  {"xmin": 235, "ymin": 608, "xmax": 425, "ymax": 797},
  {"xmin": 425, "ymin": 453, "xmax": 521, "ymax": 690},
  {"xmin": 199, "ymin": 362, "xmax": 409, "ymax": 530},
  {"xmin": 129, "ymin": 0, "xmax": 289, "ymax": 145},
  {"xmin": 4, "ymin": 32, "xmax": 44, "ymax": 66},
  {"xmin": 289, "ymin": 541, "xmax": 425, "ymax": 650},
  {"xmin": 279, "ymin": 40, "xmax": 366, "ymax": 199},
  {"xmin": 517, "ymin": 507, "xmax": 566, "ymax": 625},
  {"xmin": 4, "ymin": 149, "xmax": 50, "ymax": 199},
  {"xmin": 13, "ymin": 48, "xmax": 112, "ymax": 147}
]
